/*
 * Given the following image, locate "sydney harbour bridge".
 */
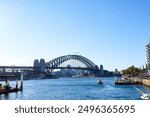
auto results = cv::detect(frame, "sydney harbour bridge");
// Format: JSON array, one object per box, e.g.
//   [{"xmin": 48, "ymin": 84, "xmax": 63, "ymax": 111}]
[{"xmin": 0, "ymin": 55, "xmax": 106, "ymax": 77}]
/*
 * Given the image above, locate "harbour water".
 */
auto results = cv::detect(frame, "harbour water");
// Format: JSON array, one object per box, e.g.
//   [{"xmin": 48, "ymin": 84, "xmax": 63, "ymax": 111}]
[{"xmin": 0, "ymin": 77, "xmax": 150, "ymax": 100}]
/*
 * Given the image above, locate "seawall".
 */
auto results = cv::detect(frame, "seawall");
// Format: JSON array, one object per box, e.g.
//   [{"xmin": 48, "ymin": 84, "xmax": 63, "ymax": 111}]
[
  {"xmin": 142, "ymin": 79, "xmax": 150, "ymax": 87},
  {"xmin": 126, "ymin": 76, "xmax": 150, "ymax": 87}
]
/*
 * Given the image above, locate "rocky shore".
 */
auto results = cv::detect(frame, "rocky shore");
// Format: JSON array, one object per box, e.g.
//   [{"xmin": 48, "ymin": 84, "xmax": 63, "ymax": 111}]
[
  {"xmin": 142, "ymin": 79, "xmax": 150, "ymax": 87},
  {"xmin": 134, "ymin": 76, "xmax": 150, "ymax": 87},
  {"xmin": 115, "ymin": 76, "xmax": 150, "ymax": 87}
]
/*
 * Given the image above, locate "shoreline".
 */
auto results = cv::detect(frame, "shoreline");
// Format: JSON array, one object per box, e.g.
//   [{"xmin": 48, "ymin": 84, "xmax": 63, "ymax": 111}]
[
  {"xmin": 131, "ymin": 76, "xmax": 150, "ymax": 87},
  {"xmin": 142, "ymin": 79, "xmax": 150, "ymax": 87}
]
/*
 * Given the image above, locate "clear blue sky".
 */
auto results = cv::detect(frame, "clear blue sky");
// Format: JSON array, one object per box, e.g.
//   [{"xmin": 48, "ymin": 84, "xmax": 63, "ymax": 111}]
[{"xmin": 0, "ymin": 0, "xmax": 150, "ymax": 71}]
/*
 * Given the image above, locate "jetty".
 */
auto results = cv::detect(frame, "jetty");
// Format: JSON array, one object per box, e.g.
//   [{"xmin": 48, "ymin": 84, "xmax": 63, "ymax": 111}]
[
  {"xmin": 0, "ymin": 74, "xmax": 23, "ymax": 95},
  {"xmin": 115, "ymin": 80, "xmax": 142, "ymax": 85},
  {"xmin": 115, "ymin": 77, "xmax": 142, "ymax": 85}
]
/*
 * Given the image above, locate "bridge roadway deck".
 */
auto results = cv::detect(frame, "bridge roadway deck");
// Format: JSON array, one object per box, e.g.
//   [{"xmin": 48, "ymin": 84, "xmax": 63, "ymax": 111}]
[
  {"xmin": 0, "ymin": 66, "xmax": 99, "ymax": 71},
  {"xmin": 0, "ymin": 66, "xmax": 33, "ymax": 69}
]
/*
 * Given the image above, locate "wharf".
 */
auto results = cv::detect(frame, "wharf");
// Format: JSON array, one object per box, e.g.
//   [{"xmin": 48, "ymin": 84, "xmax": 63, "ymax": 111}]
[
  {"xmin": 115, "ymin": 80, "xmax": 142, "ymax": 85},
  {"xmin": 0, "ymin": 74, "xmax": 23, "ymax": 95},
  {"xmin": 115, "ymin": 77, "xmax": 142, "ymax": 85},
  {"xmin": 0, "ymin": 87, "xmax": 22, "ymax": 94}
]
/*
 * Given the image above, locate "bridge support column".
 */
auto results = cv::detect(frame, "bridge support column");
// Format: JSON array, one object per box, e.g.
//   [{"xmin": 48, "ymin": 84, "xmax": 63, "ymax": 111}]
[{"xmin": 40, "ymin": 59, "xmax": 46, "ymax": 78}]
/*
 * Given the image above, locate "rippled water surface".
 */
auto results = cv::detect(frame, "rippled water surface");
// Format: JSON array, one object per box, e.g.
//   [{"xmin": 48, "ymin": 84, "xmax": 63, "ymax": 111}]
[{"xmin": 0, "ymin": 77, "xmax": 150, "ymax": 100}]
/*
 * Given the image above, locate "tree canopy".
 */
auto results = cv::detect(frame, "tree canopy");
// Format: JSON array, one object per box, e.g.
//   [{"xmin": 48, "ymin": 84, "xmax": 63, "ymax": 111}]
[{"xmin": 121, "ymin": 66, "xmax": 140, "ymax": 76}]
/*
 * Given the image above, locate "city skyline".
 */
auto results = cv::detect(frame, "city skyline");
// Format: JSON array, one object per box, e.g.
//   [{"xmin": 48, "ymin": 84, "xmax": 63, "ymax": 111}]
[{"xmin": 0, "ymin": 0, "xmax": 150, "ymax": 71}]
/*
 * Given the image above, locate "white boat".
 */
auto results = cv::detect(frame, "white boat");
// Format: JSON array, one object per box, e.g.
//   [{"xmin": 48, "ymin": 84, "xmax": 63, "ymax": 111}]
[
  {"xmin": 132, "ymin": 85, "xmax": 150, "ymax": 100},
  {"xmin": 140, "ymin": 94, "xmax": 149, "ymax": 100}
]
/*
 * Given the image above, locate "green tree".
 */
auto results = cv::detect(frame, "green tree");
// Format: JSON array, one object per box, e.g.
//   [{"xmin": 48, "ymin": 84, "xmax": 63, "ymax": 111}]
[{"xmin": 121, "ymin": 66, "xmax": 140, "ymax": 76}]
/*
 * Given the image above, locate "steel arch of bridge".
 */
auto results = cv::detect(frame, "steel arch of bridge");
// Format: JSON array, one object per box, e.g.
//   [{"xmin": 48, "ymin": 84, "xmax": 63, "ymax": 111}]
[{"xmin": 46, "ymin": 55, "xmax": 99, "ymax": 72}]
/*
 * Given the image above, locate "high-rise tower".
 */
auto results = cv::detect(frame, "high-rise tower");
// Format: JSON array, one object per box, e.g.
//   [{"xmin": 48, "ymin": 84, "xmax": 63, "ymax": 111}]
[
  {"xmin": 100, "ymin": 65, "xmax": 104, "ymax": 76},
  {"xmin": 146, "ymin": 39, "xmax": 150, "ymax": 67}
]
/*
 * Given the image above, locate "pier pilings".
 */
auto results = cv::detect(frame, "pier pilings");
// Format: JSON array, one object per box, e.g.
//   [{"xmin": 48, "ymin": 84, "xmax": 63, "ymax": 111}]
[{"xmin": 0, "ymin": 74, "xmax": 23, "ymax": 94}]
